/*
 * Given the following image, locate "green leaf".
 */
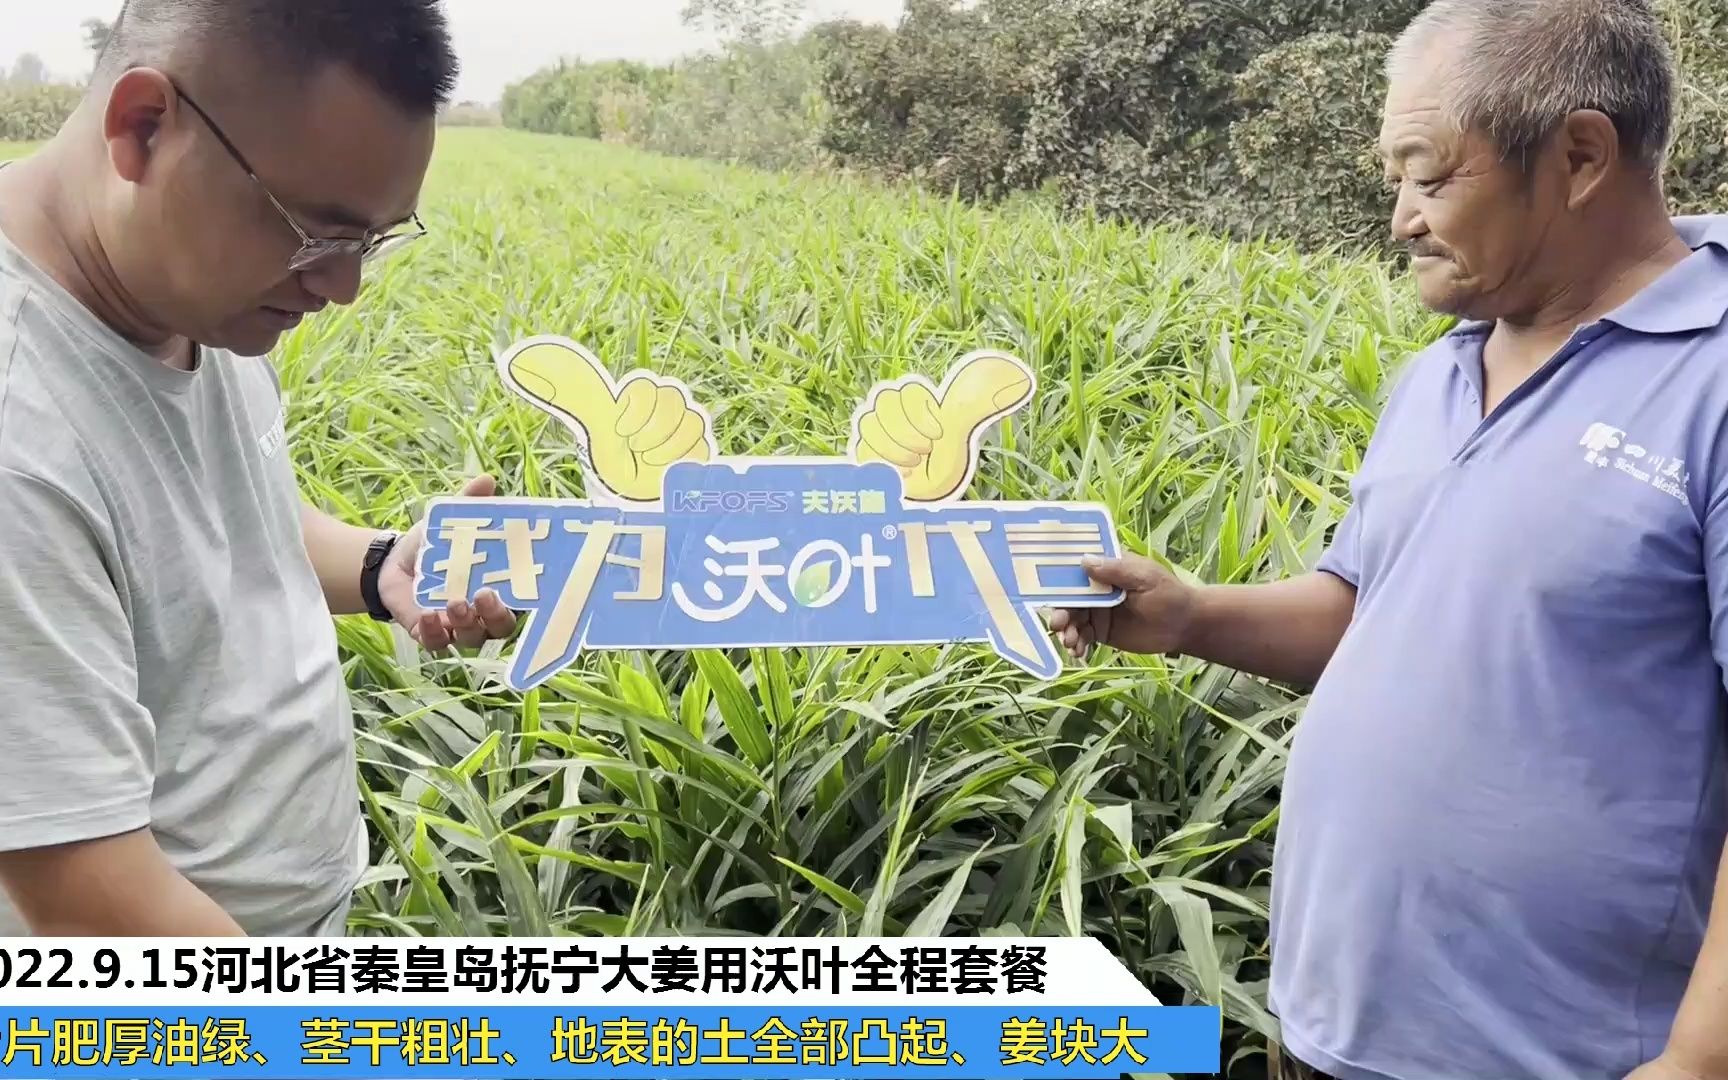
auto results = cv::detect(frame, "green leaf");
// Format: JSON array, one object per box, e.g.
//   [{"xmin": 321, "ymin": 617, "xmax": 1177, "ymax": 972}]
[
  {"xmin": 774, "ymin": 856, "xmax": 866, "ymax": 915},
  {"xmin": 436, "ymin": 770, "xmax": 551, "ymax": 938},
  {"xmin": 906, "ymin": 844, "xmax": 984, "ymax": 938},
  {"xmin": 614, "ymin": 661, "xmax": 670, "ymax": 721},
  {"xmin": 754, "ymin": 647, "xmax": 795, "ymax": 733},
  {"xmin": 680, "ymin": 671, "xmax": 710, "ymax": 740},
  {"xmin": 1149, "ymin": 879, "xmax": 1222, "ymax": 1009},
  {"xmin": 1059, "ymin": 798, "xmax": 1086, "ymax": 936},
  {"xmin": 793, "ymin": 558, "xmax": 834, "ymax": 606},
  {"xmin": 693, "ymin": 650, "xmax": 773, "ymax": 768},
  {"xmin": 1092, "ymin": 803, "xmax": 1134, "ymax": 858}
]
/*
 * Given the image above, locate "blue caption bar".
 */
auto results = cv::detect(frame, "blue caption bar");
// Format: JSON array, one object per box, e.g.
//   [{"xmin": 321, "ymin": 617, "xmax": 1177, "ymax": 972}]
[{"xmin": 0, "ymin": 1006, "xmax": 1220, "ymax": 1078}]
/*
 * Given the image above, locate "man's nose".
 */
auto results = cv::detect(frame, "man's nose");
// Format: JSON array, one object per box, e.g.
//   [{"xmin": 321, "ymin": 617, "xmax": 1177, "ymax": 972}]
[
  {"xmin": 297, "ymin": 254, "xmax": 364, "ymax": 307},
  {"xmin": 1389, "ymin": 185, "xmax": 1423, "ymax": 243}
]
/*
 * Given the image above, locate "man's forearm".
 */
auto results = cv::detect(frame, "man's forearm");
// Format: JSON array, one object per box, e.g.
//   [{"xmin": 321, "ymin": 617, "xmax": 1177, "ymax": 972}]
[
  {"xmin": 1179, "ymin": 572, "xmax": 1357, "ymax": 687},
  {"xmin": 0, "ymin": 831, "xmax": 247, "ymax": 936},
  {"xmin": 299, "ymin": 502, "xmax": 383, "ymax": 616},
  {"xmin": 28, "ymin": 870, "xmax": 248, "ymax": 936},
  {"xmin": 1657, "ymin": 833, "xmax": 1728, "ymax": 1076}
]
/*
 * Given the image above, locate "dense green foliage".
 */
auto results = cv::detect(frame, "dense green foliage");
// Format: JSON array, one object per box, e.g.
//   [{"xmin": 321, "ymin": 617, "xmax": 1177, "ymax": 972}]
[
  {"xmin": 438, "ymin": 102, "xmax": 503, "ymax": 128},
  {"xmin": 1009, "ymin": 0, "xmax": 1423, "ymax": 232},
  {"xmin": 209, "ymin": 126, "xmax": 1441, "ymax": 1074},
  {"xmin": 1228, "ymin": 31, "xmax": 1398, "ymax": 252},
  {"xmin": 500, "ymin": 41, "xmax": 827, "ymax": 172},
  {"xmin": 0, "ymin": 83, "xmax": 81, "ymax": 142},
  {"xmin": 504, "ymin": 0, "xmax": 1728, "ymax": 256},
  {"xmin": 1663, "ymin": 0, "xmax": 1728, "ymax": 212},
  {"xmin": 813, "ymin": 0, "xmax": 1043, "ymax": 201},
  {"xmin": 500, "ymin": 60, "xmax": 668, "ymax": 141},
  {"xmin": 816, "ymin": 0, "xmax": 1720, "ymax": 249},
  {"xmin": 638, "ymin": 38, "xmax": 830, "ymax": 171}
]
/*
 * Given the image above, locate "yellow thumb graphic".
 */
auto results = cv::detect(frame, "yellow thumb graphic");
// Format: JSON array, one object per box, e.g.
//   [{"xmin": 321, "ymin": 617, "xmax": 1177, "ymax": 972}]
[
  {"xmin": 506, "ymin": 340, "xmax": 620, "ymax": 434},
  {"xmin": 853, "ymin": 352, "xmax": 1034, "ymax": 503},
  {"xmin": 935, "ymin": 354, "xmax": 1035, "ymax": 435},
  {"xmin": 502, "ymin": 338, "xmax": 714, "ymax": 503}
]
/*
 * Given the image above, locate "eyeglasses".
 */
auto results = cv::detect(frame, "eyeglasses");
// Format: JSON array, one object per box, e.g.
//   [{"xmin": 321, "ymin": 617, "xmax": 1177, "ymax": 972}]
[{"xmin": 171, "ymin": 80, "xmax": 427, "ymax": 272}]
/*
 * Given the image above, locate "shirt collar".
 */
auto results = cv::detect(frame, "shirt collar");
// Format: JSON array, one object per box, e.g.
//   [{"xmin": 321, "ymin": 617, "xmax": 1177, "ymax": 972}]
[{"xmin": 1599, "ymin": 215, "xmax": 1728, "ymax": 336}]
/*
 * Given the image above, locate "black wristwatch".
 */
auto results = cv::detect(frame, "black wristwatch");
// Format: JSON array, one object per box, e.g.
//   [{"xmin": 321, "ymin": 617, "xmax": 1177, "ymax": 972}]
[{"xmin": 359, "ymin": 530, "xmax": 402, "ymax": 623}]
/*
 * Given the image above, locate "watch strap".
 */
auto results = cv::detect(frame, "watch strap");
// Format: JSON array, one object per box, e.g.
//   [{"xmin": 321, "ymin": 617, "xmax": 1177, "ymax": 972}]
[{"xmin": 360, "ymin": 530, "xmax": 401, "ymax": 623}]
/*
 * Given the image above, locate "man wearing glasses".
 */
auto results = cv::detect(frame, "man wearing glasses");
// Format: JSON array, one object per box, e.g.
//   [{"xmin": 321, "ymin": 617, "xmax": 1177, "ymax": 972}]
[{"xmin": 0, "ymin": 0, "xmax": 515, "ymax": 936}]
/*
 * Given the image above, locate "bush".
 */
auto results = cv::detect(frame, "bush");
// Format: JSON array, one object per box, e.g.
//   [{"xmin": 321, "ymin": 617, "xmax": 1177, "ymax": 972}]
[
  {"xmin": 1663, "ymin": 73, "xmax": 1728, "ymax": 214},
  {"xmin": 501, "ymin": 39, "xmax": 829, "ymax": 173},
  {"xmin": 1229, "ymin": 32, "xmax": 1396, "ymax": 253},
  {"xmin": 817, "ymin": 0, "xmax": 1045, "ymax": 201},
  {"xmin": 438, "ymin": 102, "xmax": 501, "ymax": 128},
  {"xmin": 1012, "ymin": 0, "xmax": 1427, "ymax": 235},
  {"xmin": 1225, "ymin": 0, "xmax": 1728, "ymax": 240},
  {"xmin": 596, "ymin": 84, "xmax": 652, "ymax": 146},
  {"xmin": 500, "ymin": 60, "xmax": 664, "ymax": 139},
  {"xmin": 809, "ymin": 22, "xmax": 901, "ymax": 173},
  {"xmin": 0, "ymin": 83, "xmax": 81, "ymax": 142},
  {"xmin": 814, "ymin": 0, "xmax": 1429, "ymax": 242},
  {"xmin": 1013, "ymin": 0, "xmax": 1261, "ymax": 225},
  {"xmin": 643, "ymin": 38, "xmax": 832, "ymax": 171},
  {"xmin": 1663, "ymin": 0, "xmax": 1728, "ymax": 213}
]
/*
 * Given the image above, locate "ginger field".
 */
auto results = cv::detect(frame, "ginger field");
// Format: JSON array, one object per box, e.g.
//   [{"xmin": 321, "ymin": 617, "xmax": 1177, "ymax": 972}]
[{"xmin": 5, "ymin": 128, "xmax": 1447, "ymax": 1065}]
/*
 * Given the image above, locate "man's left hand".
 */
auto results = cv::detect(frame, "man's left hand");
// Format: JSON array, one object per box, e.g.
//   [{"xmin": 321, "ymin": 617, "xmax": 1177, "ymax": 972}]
[{"xmin": 376, "ymin": 474, "xmax": 519, "ymax": 652}]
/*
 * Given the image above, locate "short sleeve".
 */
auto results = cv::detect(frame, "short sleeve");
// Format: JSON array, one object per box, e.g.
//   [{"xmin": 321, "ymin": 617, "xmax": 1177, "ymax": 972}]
[
  {"xmin": 1310, "ymin": 346, "xmax": 1433, "ymax": 590},
  {"xmin": 1316, "ymin": 494, "xmax": 1365, "ymax": 587},
  {"xmin": 0, "ymin": 465, "xmax": 155, "ymax": 852},
  {"xmin": 1703, "ymin": 491, "xmax": 1728, "ymax": 685}
]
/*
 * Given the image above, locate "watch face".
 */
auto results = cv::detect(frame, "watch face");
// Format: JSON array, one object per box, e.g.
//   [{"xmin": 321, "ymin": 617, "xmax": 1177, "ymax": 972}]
[{"xmin": 366, "ymin": 533, "xmax": 398, "ymax": 568}]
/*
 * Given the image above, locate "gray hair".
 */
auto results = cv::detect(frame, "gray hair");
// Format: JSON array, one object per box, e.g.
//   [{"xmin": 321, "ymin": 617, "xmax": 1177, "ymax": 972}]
[{"xmin": 1387, "ymin": 0, "xmax": 1676, "ymax": 172}]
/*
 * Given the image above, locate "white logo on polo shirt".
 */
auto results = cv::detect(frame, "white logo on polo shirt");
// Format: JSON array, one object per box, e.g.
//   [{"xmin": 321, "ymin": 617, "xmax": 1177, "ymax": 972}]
[
  {"xmin": 1579, "ymin": 421, "xmax": 1689, "ymax": 506},
  {"xmin": 258, "ymin": 403, "xmax": 287, "ymax": 460},
  {"xmin": 1580, "ymin": 422, "xmax": 1624, "ymax": 465}
]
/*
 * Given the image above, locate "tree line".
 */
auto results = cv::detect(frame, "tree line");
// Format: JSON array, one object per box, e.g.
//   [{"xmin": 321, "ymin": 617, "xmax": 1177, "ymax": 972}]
[
  {"xmin": 502, "ymin": 0, "xmax": 1728, "ymax": 258},
  {"xmin": 0, "ymin": 18, "xmax": 113, "ymax": 143}
]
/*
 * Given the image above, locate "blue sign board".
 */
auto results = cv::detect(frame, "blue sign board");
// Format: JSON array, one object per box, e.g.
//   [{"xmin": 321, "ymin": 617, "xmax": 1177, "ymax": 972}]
[{"xmin": 415, "ymin": 338, "xmax": 1123, "ymax": 691}]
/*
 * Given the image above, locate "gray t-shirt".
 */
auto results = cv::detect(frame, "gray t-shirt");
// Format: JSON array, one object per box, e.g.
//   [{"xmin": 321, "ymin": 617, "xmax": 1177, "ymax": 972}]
[{"xmin": 0, "ymin": 222, "xmax": 364, "ymax": 936}]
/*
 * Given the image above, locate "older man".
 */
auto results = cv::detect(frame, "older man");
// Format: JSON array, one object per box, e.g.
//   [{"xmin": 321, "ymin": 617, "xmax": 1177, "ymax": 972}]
[
  {"xmin": 0, "ymin": 0, "xmax": 514, "ymax": 936},
  {"xmin": 1052, "ymin": 0, "xmax": 1728, "ymax": 1078}
]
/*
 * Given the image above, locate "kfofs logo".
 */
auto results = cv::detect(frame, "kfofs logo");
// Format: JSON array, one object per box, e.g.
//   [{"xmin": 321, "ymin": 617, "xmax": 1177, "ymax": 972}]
[
  {"xmin": 1580, "ymin": 422, "xmax": 1625, "ymax": 466},
  {"xmin": 670, "ymin": 489, "xmax": 795, "ymax": 514}
]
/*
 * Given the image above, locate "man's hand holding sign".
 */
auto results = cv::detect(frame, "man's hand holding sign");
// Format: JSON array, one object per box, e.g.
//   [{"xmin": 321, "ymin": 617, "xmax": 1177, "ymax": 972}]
[
  {"xmin": 1046, "ymin": 556, "xmax": 1356, "ymax": 687},
  {"xmin": 376, "ymin": 476, "xmax": 520, "ymax": 650},
  {"xmin": 298, "ymin": 473, "xmax": 520, "ymax": 653}
]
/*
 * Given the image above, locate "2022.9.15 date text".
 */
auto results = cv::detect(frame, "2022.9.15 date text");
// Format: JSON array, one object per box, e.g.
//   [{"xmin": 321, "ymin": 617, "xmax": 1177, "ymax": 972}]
[{"xmin": 0, "ymin": 947, "xmax": 200, "ymax": 990}]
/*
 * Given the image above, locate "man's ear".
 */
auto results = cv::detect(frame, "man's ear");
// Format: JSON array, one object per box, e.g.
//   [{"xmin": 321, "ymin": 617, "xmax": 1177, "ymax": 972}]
[
  {"xmin": 1559, "ymin": 108, "xmax": 1619, "ymax": 211},
  {"xmin": 102, "ymin": 68, "xmax": 176, "ymax": 184}
]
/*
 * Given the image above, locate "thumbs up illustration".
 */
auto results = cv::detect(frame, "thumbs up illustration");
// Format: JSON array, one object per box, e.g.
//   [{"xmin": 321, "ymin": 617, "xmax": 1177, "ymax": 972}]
[
  {"xmin": 500, "ymin": 337, "xmax": 716, "ymax": 503},
  {"xmin": 850, "ymin": 351, "xmax": 1035, "ymax": 502}
]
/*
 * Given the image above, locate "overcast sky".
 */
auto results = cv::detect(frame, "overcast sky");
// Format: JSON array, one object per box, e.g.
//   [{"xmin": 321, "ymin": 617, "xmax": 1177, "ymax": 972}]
[{"xmin": 3, "ymin": 0, "xmax": 907, "ymax": 104}]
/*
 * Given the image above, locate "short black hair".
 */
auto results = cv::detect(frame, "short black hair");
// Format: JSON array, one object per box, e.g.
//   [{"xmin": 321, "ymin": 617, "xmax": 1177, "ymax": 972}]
[{"xmin": 96, "ymin": 0, "xmax": 459, "ymax": 114}]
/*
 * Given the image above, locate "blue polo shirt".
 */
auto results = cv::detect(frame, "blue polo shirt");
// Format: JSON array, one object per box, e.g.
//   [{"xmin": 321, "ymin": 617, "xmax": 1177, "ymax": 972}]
[{"xmin": 1269, "ymin": 215, "xmax": 1728, "ymax": 1080}]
